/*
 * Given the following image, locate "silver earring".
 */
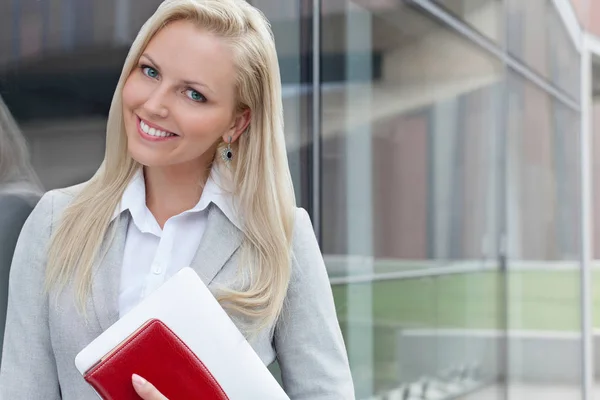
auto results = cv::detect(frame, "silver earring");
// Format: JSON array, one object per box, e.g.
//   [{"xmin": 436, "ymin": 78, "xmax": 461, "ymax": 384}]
[{"xmin": 221, "ymin": 136, "xmax": 233, "ymax": 164}]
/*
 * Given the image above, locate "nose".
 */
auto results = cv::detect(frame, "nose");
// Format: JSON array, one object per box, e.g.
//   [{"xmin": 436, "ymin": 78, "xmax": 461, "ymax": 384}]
[{"xmin": 142, "ymin": 85, "xmax": 169, "ymax": 119}]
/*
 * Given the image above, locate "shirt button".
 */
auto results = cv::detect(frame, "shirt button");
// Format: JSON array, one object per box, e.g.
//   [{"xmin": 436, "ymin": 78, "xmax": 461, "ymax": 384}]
[{"xmin": 152, "ymin": 263, "xmax": 162, "ymax": 275}]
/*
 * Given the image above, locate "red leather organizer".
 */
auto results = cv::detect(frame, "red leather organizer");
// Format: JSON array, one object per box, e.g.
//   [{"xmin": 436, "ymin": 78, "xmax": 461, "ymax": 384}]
[{"xmin": 84, "ymin": 318, "xmax": 229, "ymax": 399}]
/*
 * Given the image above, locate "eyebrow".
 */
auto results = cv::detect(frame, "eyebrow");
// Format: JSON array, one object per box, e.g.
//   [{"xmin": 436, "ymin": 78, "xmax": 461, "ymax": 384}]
[{"xmin": 139, "ymin": 53, "xmax": 215, "ymax": 94}]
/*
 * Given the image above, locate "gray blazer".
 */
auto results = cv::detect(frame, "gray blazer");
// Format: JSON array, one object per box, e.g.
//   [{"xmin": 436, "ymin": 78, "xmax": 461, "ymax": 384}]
[{"xmin": 0, "ymin": 184, "xmax": 355, "ymax": 399}]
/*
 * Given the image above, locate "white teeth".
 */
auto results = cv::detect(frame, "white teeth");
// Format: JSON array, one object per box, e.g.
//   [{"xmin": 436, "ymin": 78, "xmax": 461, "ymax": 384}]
[{"xmin": 140, "ymin": 119, "xmax": 175, "ymax": 138}]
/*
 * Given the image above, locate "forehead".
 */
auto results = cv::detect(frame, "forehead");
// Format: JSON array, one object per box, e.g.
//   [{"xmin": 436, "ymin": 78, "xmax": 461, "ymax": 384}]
[{"xmin": 143, "ymin": 20, "xmax": 237, "ymax": 93}]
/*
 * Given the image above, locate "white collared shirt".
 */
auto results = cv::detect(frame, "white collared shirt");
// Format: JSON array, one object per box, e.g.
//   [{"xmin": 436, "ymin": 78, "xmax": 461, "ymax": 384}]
[{"xmin": 114, "ymin": 168, "xmax": 240, "ymax": 318}]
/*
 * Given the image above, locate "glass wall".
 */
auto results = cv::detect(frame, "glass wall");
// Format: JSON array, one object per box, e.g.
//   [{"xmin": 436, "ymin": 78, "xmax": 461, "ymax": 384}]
[
  {"xmin": 506, "ymin": 71, "xmax": 582, "ymax": 400},
  {"xmin": 0, "ymin": 0, "xmax": 587, "ymax": 399},
  {"xmin": 320, "ymin": 0, "xmax": 583, "ymax": 399}
]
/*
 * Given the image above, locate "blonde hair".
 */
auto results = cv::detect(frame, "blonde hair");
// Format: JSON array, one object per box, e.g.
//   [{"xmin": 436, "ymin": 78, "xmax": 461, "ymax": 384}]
[
  {"xmin": 0, "ymin": 95, "xmax": 43, "ymax": 198},
  {"xmin": 46, "ymin": 0, "xmax": 296, "ymax": 331}
]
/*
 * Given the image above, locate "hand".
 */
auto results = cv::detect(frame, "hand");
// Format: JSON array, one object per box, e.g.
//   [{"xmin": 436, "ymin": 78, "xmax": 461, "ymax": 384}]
[{"xmin": 132, "ymin": 374, "xmax": 168, "ymax": 400}]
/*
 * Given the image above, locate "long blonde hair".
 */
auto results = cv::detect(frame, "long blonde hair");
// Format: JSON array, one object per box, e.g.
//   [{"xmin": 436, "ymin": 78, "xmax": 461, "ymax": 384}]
[{"xmin": 46, "ymin": 0, "xmax": 296, "ymax": 331}]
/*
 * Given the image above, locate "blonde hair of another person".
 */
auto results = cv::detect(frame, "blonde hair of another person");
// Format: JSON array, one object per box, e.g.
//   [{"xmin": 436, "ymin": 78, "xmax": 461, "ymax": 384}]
[
  {"xmin": 45, "ymin": 0, "xmax": 296, "ymax": 332},
  {"xmin": 0, "ymin": 96, "xmax": 43, "ymax": 199}
]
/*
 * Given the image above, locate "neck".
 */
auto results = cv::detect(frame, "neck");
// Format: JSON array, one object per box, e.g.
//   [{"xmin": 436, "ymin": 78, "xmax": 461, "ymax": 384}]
[{"xmin": 143, "ymin": 160, "xmax": 211, "ymax": 227}]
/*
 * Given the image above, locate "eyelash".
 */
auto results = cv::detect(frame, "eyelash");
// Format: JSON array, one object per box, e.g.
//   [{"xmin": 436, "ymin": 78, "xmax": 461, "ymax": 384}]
[
  {"xmin": 140, "ymin": 64, "xmax": 159, "ymax": 79},
  {"xmin": 184, "ymin": 89, "xmax": 207, "ymax": 103},
  {"xmin": 139, "ymin": 64, "xmax": 207, "ymax": 103}
]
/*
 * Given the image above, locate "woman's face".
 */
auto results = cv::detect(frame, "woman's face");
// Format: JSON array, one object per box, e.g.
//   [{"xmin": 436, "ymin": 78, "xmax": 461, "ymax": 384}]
[{"xmin": 122, "ymin": 20, "xmax": 247, "ymax": 169}]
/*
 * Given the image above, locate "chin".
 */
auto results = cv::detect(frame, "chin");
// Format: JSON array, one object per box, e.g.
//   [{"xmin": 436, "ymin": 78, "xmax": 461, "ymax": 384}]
[
  {"xmin": 128, "ymin": 153, "xmax": 164, "ymax": 168},
  {"xmin": 129, "ymin": 150, "xmax": 174, "ymax": 168},
  {"xmin": 126, "ymin": 140, "xmax": 167, "ymax": 168}
]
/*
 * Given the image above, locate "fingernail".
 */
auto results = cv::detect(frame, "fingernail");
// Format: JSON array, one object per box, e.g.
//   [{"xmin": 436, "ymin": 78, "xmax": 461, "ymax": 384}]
[{"xmin": 132, "ymin": 374, "xmax": 147, "ymax": 387}]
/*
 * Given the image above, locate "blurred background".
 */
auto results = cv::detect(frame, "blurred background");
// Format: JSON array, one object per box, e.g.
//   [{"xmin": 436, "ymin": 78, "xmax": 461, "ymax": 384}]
[{"xmin": 2, "ymin": 0, "xmax": 600, "ymax": 399}]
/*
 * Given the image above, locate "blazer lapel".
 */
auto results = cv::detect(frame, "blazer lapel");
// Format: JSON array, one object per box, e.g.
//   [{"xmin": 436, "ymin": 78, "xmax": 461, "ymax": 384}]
[
  {"xmin": 91, "ymin": 212, "xmax": 128, "ymax": 331},
  {"xmin": 190, "ymin": 203, "xmax": 243, "ymax": 286},
  {"xmin": 89, "ymin": 205, "xmax": 241, "ymax": 331}
]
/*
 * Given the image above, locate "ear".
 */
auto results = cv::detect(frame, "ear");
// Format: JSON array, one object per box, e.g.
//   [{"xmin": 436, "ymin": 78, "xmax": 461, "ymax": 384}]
[{"xmin": 223, "ymin": 108, "xmax": 251, "ymax": 143}]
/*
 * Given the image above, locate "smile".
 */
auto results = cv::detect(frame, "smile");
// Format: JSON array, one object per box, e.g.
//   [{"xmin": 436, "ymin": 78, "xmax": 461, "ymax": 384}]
[{"xmin": 136, "ymin": 116, "xmax": 178, "ymax": 141}]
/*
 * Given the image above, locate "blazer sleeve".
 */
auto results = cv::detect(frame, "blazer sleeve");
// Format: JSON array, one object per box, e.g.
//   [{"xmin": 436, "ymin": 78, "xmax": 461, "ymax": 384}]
[
  {"xmin": 0, "ymin": 192, "xmax": 61, "ymax": 399},
  {"xmin": 274, "ymin": 208, "xmax": 355, "ymax": 399}
]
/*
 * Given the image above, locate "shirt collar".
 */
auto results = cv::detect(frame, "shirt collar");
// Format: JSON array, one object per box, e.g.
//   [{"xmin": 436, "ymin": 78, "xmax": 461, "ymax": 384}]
[{"xmin": 112, "ymin": 168, "xmax": 242, "ymax": 231}]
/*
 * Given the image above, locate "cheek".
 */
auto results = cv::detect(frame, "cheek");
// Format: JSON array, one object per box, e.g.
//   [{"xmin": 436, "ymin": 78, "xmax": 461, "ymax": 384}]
[
  {"xmin": 122, "ymin": 75, "xmax": 144, "ymax": 111},
  {"xmin": 177, "ymin": 111, "xmax": 230, "ymax": 142}
]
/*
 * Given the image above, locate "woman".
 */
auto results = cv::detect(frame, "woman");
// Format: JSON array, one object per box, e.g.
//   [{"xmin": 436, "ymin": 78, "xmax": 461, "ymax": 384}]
[
  {"xmin": 0, "ymin": 95, "xmax": 43, "ymax": 361},
  {"xmin": 0, "ymin": 0, "xmax": 354, "ymax": 399}
]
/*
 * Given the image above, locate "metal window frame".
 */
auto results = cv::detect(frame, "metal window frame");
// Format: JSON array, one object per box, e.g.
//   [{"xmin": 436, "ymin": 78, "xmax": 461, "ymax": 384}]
[
  {"xmin": 581, "ymin": 31, "xmax": 597, "ymax": 400},
  {"xmin": 312, "ymin": 0, "xmax": 321, "ymax": 242},
  {"xmin": 552, "ymin": 0, "xmax": 583, "ymax": 52},
  {"xmin": 408, "ymin": 0, "xmax": 580, "ymax": 111}
]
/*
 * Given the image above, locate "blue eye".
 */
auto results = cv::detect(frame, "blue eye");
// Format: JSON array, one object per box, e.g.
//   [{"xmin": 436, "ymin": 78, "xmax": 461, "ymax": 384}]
[
  {"xmin": 185, "ymin": 89, "xmax": 207, "ymax": 103},
  {"xmin": 142, "ymin": 66, "xmax": 159, "ymax": 79}
]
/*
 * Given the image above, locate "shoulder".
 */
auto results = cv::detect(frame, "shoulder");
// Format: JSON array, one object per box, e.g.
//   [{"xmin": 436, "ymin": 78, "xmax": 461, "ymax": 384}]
[
  {"xmin": 292, "ymin": 207, "xmax": 312, "ymax": 234},
  {"xmin": 289, "ymin": 207, "xmax": 328, "ymax": 282},
  {"xmin": 291, "ymin": 207, "xmax": 317, "ymax": 252},
  {"xmin": 50, "ymin": 180, "xmax": 89, "ymax": 209},
  {"xmin": 24, "ymin": 180, "xmax": 91, "ymax": 232}
]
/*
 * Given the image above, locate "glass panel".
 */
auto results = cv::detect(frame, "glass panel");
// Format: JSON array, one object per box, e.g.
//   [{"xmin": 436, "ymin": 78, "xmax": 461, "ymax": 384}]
[
  {"xmin": 434, "ymin": 0, "xmax": 504, "ymax": 42},
  {"xmin": 251, "ymin": 0, "xmax": 313, "ymax": 207},
  {"xmin": 321, "ymin": 0, "xmax": 505, "ymax": 398},
  {"xmin": 507, "ymin": 0, "xmax": 548, "ymax": 82},
  {"xmin": 507, "ymin": 0, "xmax": 580, "ymax": 101},
  {"xmin": 506, "ymin": 71, "xmax": 582, "ymax": 400},
  {"xmin": 547, "ymin": 2, "xmax": 580, "ymax": 101}
]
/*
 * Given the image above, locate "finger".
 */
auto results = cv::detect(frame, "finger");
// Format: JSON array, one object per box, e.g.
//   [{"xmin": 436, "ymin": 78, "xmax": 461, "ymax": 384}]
[{"xmin": 132, "ymin": 374, "xmax": 168, "ymax": 400}]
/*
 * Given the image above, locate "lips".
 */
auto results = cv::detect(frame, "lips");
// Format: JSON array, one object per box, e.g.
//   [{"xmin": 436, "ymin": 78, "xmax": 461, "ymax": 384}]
[
  {"xmin": 138, "ymin": 117, "xmax": 176, "ymax": 138},
  {"xmin": 136, "ymin": 116, "xmax": 179, "ymax": 142}
]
